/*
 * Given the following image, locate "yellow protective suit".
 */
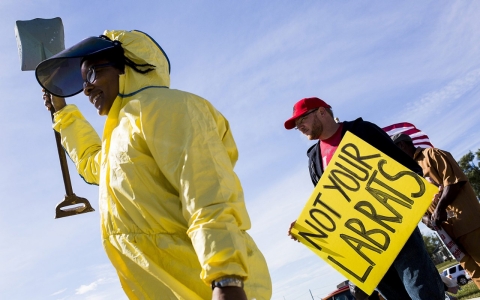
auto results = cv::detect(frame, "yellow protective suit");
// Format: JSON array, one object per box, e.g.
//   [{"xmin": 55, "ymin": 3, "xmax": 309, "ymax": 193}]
[{"xmin": 53, "ymin": 30, "xmax": 272, "ymax": 300}]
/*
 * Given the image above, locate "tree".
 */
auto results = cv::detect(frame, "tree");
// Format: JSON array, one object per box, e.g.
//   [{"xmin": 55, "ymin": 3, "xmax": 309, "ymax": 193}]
[
  {"xmin": 421, "ymin": 232, "xmax": 452, "ymax": 264},
  {"xmin": 458, "ymin": 149, "xmax": 480, "ymax": 198},
  {"xmin": 422, "ymin": 233, "xmax": 441, "ymax": 257}
]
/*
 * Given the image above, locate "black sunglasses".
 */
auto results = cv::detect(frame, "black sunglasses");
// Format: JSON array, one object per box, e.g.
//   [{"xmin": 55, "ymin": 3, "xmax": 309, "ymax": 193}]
[{"xmin": 83, "ymin": 62, "xmax": 117, "ymax": 88}]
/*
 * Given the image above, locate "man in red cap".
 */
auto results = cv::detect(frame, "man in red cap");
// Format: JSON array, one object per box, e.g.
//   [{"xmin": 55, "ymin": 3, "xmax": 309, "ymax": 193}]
[{"xmin": 284, "ymin": 97, "xmax": 445, "ymax": 300}]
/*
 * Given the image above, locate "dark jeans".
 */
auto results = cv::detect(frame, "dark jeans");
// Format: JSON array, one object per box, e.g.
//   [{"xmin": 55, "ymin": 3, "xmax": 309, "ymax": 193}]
[{"xmin": 376, "ymin": 227, "xmax": 445, "ymax": 300}]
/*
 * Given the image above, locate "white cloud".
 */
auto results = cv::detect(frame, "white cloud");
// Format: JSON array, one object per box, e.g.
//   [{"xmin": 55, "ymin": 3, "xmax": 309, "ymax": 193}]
[
  {"xmin": 50, "ymin": 288, "xmax": 67, "ymax": 296},
  {"xmin": 400, "ymin": 68, "xmax": 480, "ymax": 122},
  {"xmin": 66, "ymin": 265, "xmax": 125, "ymax": 299},
  {"xmin": 388, "ymin": 68, "xmax": 480, "ymax": 158},
  {"xmin": 75, "ymin": 279, "xmax": 101, "ymax": 295},
  {"xmin": 69, "ymin": 265, "xmax": 121, "ymax": 296}
]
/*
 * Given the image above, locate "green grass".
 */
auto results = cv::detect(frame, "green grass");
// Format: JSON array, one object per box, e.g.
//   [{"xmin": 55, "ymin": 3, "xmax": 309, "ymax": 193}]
[
  {"xmin": 436, "ymin": 262, "xmax": 479, "ymax": 299},
  {"xmin": 455, "ymin": 281, "xmax": 480, "ymax": 300}
]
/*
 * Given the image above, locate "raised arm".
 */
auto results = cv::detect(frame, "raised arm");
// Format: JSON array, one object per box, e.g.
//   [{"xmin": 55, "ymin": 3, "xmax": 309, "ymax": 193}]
[{"xmin": 42, "ymin": 91, "xmax": 102, "ymax": 185}]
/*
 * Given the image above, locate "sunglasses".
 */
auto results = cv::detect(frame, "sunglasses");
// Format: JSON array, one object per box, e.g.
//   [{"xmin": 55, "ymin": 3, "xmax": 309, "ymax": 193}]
[
  {"xmin": 294, "ymin": 109, "xmax": 318, "ymax": 130},
  {"xmin": 83, "ymin": 62, "xmax": 117, "ymax": 88}
]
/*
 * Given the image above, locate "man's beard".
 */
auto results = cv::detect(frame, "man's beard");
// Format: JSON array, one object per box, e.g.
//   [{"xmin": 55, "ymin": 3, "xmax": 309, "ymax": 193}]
[{"xmin": 309, "ymin": 116, "xmax": 323, "ymax": 140}]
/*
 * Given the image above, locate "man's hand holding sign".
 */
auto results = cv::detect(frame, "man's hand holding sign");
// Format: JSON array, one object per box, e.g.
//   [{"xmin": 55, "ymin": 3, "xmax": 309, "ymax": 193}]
[{"xmin": 290, "ymin": 132, "xmax": 438, "ymax": 295}]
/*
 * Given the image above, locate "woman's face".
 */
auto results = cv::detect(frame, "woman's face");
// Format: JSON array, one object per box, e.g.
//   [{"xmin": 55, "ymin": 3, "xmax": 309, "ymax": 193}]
[{"xmin": 81, "ymin": 58, "xmax": 122, "ymax": 116}]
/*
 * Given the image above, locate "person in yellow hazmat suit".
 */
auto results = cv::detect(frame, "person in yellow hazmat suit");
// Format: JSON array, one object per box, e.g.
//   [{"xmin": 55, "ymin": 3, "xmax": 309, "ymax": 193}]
[{"xmin": 36, "ymin": 30, "xmax": 272, "ymax": 300}]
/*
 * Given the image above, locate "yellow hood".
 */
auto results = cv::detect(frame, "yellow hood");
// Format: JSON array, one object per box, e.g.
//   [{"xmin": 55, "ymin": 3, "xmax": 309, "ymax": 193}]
[{"xmin": 104, "ymin": 30, "xmax": 170, "ymax": 97}]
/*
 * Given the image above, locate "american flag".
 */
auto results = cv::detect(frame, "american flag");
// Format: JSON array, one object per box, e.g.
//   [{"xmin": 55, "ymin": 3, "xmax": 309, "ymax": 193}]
[{"xmin": 382, "ymin": 122, "xmax": 434, "ymax": 148}]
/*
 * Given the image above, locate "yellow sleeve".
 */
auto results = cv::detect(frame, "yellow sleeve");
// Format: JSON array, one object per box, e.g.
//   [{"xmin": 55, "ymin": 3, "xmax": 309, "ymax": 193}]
[
  {"xmin": 52, "ymin": 104, "xmax": 102, "ymax": 185},
  {"xmin": 140, "ymin": 92, "xmax": 251, "ymax": 285}
]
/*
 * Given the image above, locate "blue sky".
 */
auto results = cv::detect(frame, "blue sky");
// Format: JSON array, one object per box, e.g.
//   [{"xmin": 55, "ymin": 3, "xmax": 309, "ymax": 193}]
[{"xmin": 1, "ymin": 1, "xmax": 480, "ymax": 299}]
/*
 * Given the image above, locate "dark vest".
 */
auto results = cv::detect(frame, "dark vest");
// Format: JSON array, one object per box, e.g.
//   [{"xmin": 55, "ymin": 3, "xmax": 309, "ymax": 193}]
[{"xmin": 306, "ymin": 118, "xmax": 422, "ymax": 187}]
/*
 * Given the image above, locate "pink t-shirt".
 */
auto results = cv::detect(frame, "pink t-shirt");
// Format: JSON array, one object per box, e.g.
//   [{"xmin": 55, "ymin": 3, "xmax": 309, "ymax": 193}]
[{"xmin": 320, "ymin": 123, "xmax": 344, "ymax": 170}]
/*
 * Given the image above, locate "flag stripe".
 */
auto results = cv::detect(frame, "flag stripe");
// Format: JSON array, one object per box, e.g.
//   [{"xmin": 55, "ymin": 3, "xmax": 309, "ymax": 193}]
[{"xmin": 382, "ymin": 122, "xmax": 434, "ymax": 148}]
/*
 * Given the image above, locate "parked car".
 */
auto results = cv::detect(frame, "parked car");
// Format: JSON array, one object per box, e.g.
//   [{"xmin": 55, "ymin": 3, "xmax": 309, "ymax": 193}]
[
  {"xmin": 322, "ymin": 285, "xmax": 355, "ymax": 300},
  {"xmin": 441, "ymin": 264, "xmax": 471, "ymax": 285},
  {"xmin": 322, "ymin": 281, "xmax": 384, "ymax": 300}
]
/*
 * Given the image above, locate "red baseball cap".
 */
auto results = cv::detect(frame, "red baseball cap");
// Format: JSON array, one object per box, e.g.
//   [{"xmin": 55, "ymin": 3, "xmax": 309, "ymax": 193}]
[{"xmin": 284, "ymin": 97, "xmax": 331, "ymax": 129}]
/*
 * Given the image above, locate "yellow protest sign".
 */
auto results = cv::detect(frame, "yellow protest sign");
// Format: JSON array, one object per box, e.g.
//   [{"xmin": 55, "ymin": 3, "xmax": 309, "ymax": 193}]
[{"xmin": 291, "ymin": 132, "xmax": 437, "ymax": 294}]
